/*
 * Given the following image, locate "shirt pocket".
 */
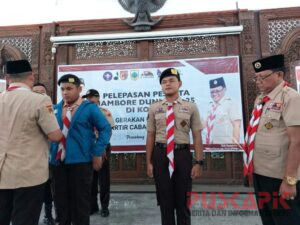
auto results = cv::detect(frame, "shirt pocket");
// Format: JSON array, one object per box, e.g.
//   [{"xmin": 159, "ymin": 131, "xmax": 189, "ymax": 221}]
[
  {"xmin": 176, "ymin": 113, "xmax": 191, "ymax": 132},
  {"xmin": 255, "ymin": 135, "xmax": 282, "ymax": 158},
  {"xmin": 154, "ymin": 113, "xmax": 166, "ymax": 130},
  {"xmin": 263, "ymin": 111, "xmax": 281, "ymax": 128}
]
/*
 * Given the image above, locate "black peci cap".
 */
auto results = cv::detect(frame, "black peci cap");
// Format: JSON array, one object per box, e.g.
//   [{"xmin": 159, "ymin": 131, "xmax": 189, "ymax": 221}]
[
  {"xmin": 6, "ymin": 60, "xmax": 32, "ymax": 74},
  {"xmin": 209, "ymin": 77, "xmax": 226, "ymax": 89},
  {"xmin": 252, "ymin": 54, "xmax": 285, "ymax": 73}
]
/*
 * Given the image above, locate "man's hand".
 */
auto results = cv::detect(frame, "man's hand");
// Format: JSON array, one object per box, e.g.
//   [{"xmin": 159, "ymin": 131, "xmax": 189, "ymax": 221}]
[
  {"xmin": 92, "ymin": 156, "xmax": 103, "ymax": 171},
  {"xmin": 103, "ymin": 151, "xmax": 108, "ymax": 160},
  {"xmin": 191, "ymin": 164, "xmax": 202, "ymax": 179},
  {"xmin": 279, "ymin": 180, "xmax": 297, "ymax": 200},
  {"xmin": 147, "ymin": 163, "xmax": 154, "ymax": 178}
]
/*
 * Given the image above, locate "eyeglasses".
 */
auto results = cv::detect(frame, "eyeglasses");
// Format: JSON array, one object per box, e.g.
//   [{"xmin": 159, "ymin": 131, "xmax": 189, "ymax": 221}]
[
  {"xmin": 210, "ymin": 87, "xmax": 224, "ymax": 94},
  {"xmin": 252, "ymin": 72, "xmax": 275, "ymax": 82}
]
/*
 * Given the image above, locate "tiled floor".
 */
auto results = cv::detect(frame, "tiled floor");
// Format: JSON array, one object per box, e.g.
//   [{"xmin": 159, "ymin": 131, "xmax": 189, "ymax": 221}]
[{"xmin": 39, "ymin": 187, "xmax": 262, "ymax": 225}]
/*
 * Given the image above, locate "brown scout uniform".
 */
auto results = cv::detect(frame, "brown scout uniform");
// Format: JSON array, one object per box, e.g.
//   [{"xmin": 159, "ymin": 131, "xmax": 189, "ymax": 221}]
[
  {"xmin": 254, "ymin": 81, "xmax": 300, "ymax": 179},
  {"xmin": 147, "ymin": 97, "xmax": 203, "ymax": 143},
  {"xmin": 0, "ymin": 83, "xmax": 60, "ymax": 189},
  {"xmin": 147, "ymin": 97, "xmax": 203, "ymax": 225}
]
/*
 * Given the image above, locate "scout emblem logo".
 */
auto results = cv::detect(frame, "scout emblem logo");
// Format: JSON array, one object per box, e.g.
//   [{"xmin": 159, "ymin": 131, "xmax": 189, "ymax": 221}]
[
  {"xmin": 254, "ymin": 62, "xmax": 261, "ymax": 69},
  {"xmin": 103, "ymin": 71, "xmax": 113, "ymax": 81}
]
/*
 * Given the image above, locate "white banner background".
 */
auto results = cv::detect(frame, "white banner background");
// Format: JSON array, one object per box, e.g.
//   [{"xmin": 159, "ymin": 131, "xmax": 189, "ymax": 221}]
[{"xmin": 58, "ymin": 56, "xmax": 245, "ymax": 153}]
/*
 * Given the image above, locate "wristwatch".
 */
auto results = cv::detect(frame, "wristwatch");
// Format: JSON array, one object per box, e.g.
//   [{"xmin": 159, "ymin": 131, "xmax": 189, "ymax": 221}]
[
  {"xmin": 194, "ymin": 160, "xmax": 204, "ymax": 166},
  {"xmin": 284, "ymin": 176, "xmax": 297, "ymax": 186}
]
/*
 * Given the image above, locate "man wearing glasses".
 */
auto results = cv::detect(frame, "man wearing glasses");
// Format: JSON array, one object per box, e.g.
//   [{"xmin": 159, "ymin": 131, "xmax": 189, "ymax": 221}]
[
  {"xmin": 204, "ymin": 77, "xmax": 242, "ymax": 145},
  {"xmin": 248, "ymin": 54, "xmax": 300, "ymax": 225}
]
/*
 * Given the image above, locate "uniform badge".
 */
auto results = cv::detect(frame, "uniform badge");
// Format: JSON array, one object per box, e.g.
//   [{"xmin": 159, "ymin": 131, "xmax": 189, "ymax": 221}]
[
  {"xmin": 269, "ymin": 102, "xmax": 283, "ymax": 112},
  {"xmin": 254, "ymin": 62, "xmax": 261, "ymax": 69},
  {"xmin": 179, "ymin": 107, "xmax": 189, "ymax": 113},
  {"xmin": 156, "ymin": 107, "xmax": 165, "ymax": 114},
  {"xmin": 265, "ymin": 122, "xmax": 273, "ymax": 129},
  {"xmin": 45, "ymin": 103, "xmax": 54, "ymax": 114},
  {"xmin": 180, "ymin": 120, "xmax": 187, "ymax": 127}
]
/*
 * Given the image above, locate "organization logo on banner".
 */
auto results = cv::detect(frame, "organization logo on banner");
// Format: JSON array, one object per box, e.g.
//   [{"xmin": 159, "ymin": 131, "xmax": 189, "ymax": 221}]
[
  {"xmin": 103, "ymin": 71, "xmax": 113, "ymax": 81},
  {"xmin": 141, "ymin": 70, "xmax": 154, "ymax": 78},
  {"xmin": 120, "ymin": 71, "xmax": 128, "ymax": 80},
  {"xmin": 114, "ymin": 72, "xmax": 119, "ymax": 80},
  {"xmin": 130, "ymin": 70, "xmax": 139, "ymax": 80}
]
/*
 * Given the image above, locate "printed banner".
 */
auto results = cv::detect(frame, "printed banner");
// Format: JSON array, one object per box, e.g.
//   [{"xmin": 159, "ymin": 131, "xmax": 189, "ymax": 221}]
[
  {"xmin": 296, "ymin": 66, "xmax": 300, "ymax": 94},
  {"xmin": 57, "ymin": 56, "xmax": 245, "ymax": 153}
]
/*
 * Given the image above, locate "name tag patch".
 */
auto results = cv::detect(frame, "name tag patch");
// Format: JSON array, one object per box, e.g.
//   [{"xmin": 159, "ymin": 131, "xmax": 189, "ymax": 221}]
[
  {"xmin": 179, "ymin": 107, "xmax": 189, "ymax": 114},
  {"xmin": 155, "ymin": 107, "xmax": 165, "ymax": 114},
  {"xmin": 268, "ymin": 102, "xmax": 283, "ymax": 112}
]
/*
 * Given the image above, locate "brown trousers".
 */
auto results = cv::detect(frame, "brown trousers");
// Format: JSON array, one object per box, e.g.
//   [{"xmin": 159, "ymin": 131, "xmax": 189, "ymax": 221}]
[{"xmin": 153, "ymin": 144, "xmax": 192, "ymax": 225}]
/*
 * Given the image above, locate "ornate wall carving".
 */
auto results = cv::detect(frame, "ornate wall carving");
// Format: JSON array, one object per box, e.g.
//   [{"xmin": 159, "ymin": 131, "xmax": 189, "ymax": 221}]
[
  {"xmin": 268, "ymin": 19, "xmax": 300, "ymax": 53},
  {"xmin": 240, "ymin": 19, "xmax": 256, "ymax": 55},
  {"xmin": 0, "ymin": 44, "xmax": 27, "ymax": 78},
  {"xmin": 153, "ymin": 36, "xmax": 219, "ymax": 56},
  {"xmin": 75, "ymin": 41, "xmax": 137, "ymax": 60},
  {"xmin": 0, "ymin": 37, "xmax": 33, "ymax": 62}
]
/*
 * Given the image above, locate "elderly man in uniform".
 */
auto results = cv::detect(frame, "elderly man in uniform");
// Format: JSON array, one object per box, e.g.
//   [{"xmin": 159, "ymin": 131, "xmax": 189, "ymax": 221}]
[
  {"xmin": 0, "ymin": 60, "xmax": 62, "ymax": 225},
  {"xmin": 244, "ymin": 54, "xmax": 300, "ymax": 225},
  {"xmin": 205, "ymin": 77, "xmax": 242, "ymax": 145},
  {"xmin": 82, "ymin": 89, "xmax": 115, "ymax": 217},
  {"xmin": 146, "ymin": 68, "xmax": 204, "ymax": 225},
  {"xmin": 50, "ymin": 74, "xmax": 111, "ymax": 225}
]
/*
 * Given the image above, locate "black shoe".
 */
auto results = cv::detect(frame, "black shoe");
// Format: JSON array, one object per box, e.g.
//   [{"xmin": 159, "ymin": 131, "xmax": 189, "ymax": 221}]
[
  {"xmin": 100, "ymin": 208, "xmax": 109, "ymax": 217},
  {"xmin": 90, "ymin": 204, "xmax": 99, "ymax": 215},
  {"xmin": 43, "ymin": 217, "xmax": 55, "ymax": 225}
]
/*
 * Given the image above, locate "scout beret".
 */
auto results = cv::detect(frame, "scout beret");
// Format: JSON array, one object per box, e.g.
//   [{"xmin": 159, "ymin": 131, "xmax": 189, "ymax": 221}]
[
  {"xmin": 209, "ymin": 77, "xmax": 226, "ymax": 89},
  {"xmin": 58, "ymin": 74, "xmax": 82, "ymax": 86},
  {"xmin": 82, "ymin": 89, "xmax": 100, "ymax": 98},
  {"xmin": 159, "ymin": 68, "xmax": 180, "ymax": 84},
  {"xmin": 6, "ymin": 60, "xmax": 32, "ymax": 74},
  {"xmin": 252, "ymin": 54, "xmax": 285, "ymax": 73}
]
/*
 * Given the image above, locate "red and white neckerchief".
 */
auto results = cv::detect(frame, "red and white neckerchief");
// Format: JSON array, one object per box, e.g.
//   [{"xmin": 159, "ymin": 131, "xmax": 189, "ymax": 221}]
[
  {"xmin": 243, "ymin": 81, "xmax": 289, "ymax": 185},
  {"xmin": 7, "ymin": 86, "xmax": 30, "ymax": 91},
  {"xmin": 166, "ymin": 102, "xmax": 175, "ymax": 178},
  {"xmin": 243, "ymin": 96, "xmax": 270, "ymax": 185},
  {"xmin": 55, "ymin": 106, "xmax": 73, "ymax": 161},
  {"xmin": 205, "ymin": 103, "xmax": 219, "ymax": 144}
]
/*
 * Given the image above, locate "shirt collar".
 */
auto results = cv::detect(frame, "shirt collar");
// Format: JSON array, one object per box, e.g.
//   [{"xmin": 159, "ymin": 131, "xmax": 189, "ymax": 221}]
[
  {"xmin": 63, "ymin": 97, "xmax": 83, "ymax": 108},
  {"xmin": 9, "ymin": 82, "xmax": 31, "ymax": 90},
  {"xmin": 162, "ymin": 97, "xmax": 182, "ymax": 105}
]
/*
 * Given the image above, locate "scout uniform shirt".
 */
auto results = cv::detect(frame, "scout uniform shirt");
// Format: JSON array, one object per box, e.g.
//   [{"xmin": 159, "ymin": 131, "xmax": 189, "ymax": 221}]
[
  {"xmin": 0, "ymin": 83, "xmax": 60, "ymax": 189},
  {"xmin": 206, "ymin": 96, "xmax": 242, "ymax": 144},
  {"xmin": 147, "ymin": 97, "xmax": 203, "ymax": 144},
  {"xmin": 253, "ymin": 81, "xmax": 300, "ymax": 179}
]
